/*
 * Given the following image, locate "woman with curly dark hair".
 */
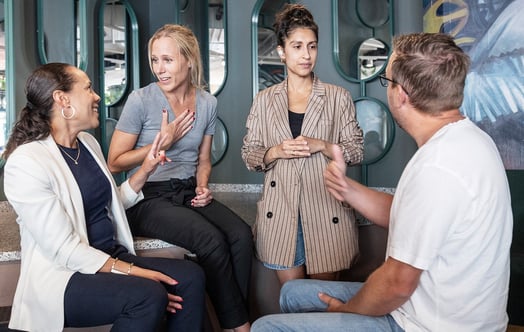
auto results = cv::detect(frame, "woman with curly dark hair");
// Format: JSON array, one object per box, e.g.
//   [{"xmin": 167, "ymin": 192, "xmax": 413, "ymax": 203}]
[{"xmin": 242, "ymin": 4, "xmax": 364, "ymax": 285}]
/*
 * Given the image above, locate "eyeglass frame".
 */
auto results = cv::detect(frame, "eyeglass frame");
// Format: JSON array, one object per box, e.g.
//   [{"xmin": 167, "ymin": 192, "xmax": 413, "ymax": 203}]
[{"xmin": 379, "ymin": 74, "xmax": 410, "ymax": 96}]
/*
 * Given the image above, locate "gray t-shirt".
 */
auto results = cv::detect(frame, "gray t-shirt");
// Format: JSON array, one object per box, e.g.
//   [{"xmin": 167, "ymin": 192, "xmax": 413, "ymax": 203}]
[{"xmin": 116, "ymin": 83, "xmax": 217, "ymax": 181}]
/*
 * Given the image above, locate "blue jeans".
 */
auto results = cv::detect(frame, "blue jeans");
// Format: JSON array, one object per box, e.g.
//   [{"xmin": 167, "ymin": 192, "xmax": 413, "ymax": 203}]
[
  {"xmin": 251, "ymin": 279, "xmax": 404, "ymax": 332},
  {"xmin": 263, "ymin": 217, "xmax": 305, "ymax": 270}
]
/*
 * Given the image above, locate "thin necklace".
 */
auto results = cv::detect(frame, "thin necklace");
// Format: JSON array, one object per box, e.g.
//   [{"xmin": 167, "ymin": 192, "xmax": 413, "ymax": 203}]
[{"xmin": 57, "ymin": 139, "xmax": 80, "ymax": 165}]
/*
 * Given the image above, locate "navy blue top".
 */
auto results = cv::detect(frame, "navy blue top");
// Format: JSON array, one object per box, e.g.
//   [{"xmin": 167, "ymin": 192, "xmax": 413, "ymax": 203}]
[{"xmin": 58, "ymin": 141, "xmax": 117, "ymax": 254}]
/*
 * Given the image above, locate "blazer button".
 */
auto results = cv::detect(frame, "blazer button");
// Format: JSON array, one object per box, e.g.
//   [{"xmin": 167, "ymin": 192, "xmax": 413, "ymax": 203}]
[
  {"xmin": 332, "ymin": 217, "xmax": 339, "ymax": 224},
  {"xmin": 267, "ymin": 212, "xmax": 273, "ymax": 218},
  {"xmin": 270, "ymin": 181, "xmax": 276, "ymax": 187}
]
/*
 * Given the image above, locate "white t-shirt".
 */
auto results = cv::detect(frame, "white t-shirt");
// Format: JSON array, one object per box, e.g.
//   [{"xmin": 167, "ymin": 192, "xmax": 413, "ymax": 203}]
[{"xmin": 388, "ymin": 118, "xmax": 512, "ymax": 331}]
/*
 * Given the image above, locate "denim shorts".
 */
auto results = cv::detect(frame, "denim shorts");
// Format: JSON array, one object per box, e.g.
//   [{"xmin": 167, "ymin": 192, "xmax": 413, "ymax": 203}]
[{"xmin": 263, "ymin": 218, "xmax": 305, "ymax": 270}]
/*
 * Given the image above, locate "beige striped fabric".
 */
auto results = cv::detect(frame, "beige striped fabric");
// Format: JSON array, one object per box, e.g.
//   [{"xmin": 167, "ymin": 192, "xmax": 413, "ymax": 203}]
[{"xmin": 241, "ymin": 76, "xmax": 364, "ymax": 274}]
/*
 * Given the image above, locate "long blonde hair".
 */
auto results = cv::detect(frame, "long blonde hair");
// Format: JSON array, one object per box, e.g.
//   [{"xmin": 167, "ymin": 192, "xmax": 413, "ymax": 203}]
[{"xmin": 148, "ymin": 24, "xmax": 206, "ymax": 90}]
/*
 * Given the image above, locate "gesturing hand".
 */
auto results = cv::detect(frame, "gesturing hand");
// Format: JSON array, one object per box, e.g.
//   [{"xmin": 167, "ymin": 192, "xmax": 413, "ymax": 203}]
[
  {"xmin": 143, "ymin": 132, "xmax": 171, "ymax": 174},
  {"xmin": 160, "ymin": 108, "xmax": 195, "ymax": 150},
  {"xmin": 324, "ymin": 144, "xmax": 349, "ymax": 202}
]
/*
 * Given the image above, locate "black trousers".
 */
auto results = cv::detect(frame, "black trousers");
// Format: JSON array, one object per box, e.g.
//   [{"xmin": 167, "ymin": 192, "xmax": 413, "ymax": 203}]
[
  {"xmin": 126, "ymin": 178, "xmax": 254, "ymax": 329},
  {"xmin": 64, "ymin": 252, "xmax": 206, "ymax": 332}
]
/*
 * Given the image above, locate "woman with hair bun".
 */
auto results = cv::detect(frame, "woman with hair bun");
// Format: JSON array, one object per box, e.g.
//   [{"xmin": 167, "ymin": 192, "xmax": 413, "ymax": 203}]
[{"xmin": 242, "ymin": 4, "xmax": 364, "ymax": 285}]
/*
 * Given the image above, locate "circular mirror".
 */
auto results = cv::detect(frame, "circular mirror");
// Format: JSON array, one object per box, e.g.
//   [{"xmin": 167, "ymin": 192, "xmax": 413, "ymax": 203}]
[
  {"xmin": 335, "ymin": 0, "xmax": 392, "ymax": 82},
  {"xmin": 358, "ymin": 38, "xmax": 389, "ymax": 80},
  {"xmin": 355, "ymin": 97, "xmax": 395, "ymax": 164},
  {"xmin": 211, "ymin": 117, "xmax": 228, "ymax": 165}
]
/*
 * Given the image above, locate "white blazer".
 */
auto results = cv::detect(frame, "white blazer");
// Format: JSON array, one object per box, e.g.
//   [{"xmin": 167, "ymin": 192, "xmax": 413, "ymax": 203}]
[{"xmin": 4, "ymin": 132, "xmax": 143, "ymax": 332}]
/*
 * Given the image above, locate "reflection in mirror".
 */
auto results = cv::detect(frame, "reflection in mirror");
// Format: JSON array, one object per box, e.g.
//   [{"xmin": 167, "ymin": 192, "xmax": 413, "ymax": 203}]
[
  {"xmin": 255, "ymin": 0, "xmax": 289, "ymax": 93},
  {"xmin": 0, "ymin": 1, "xmax": 5, "ymax": 152},
  {"xmin": 104, "ymin": 1, "xmax": 127, "ymax": 106},
  {"xmin": 358, "ymin": 38, "xmax": 388, "ymax": 80},
  {"xmin": 335, "ymin": 0, "xmax": 392, "ymax": 82},
  {"xmin": 209, "ymin": 0, "xmax": 225, "ymax": 95},
  {"xmin": 211, "ymin": 117, "xmax": 228, "ymax": 165},
  {"xmin": 258, "ymin": 27, "xmax": 285, "ymax": 91},
  {"xmin": 355, "ymin": 98, "xmax": 394, "ymax": 164}
]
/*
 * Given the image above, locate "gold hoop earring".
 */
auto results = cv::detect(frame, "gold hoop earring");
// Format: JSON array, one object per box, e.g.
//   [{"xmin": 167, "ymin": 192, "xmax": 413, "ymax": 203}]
[{"xmin": 61, "ymin": 106, "xmax": 76, "ymax": 120}]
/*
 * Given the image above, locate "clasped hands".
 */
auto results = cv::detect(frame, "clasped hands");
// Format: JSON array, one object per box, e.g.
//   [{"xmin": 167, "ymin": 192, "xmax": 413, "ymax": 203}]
[
  {"xmin": 191, "ymin": 185, "xmax": 213, "ymax": 208},
  {"xmin": 278, "ymin": 135, "xmax": 326, "ymax": 159}
]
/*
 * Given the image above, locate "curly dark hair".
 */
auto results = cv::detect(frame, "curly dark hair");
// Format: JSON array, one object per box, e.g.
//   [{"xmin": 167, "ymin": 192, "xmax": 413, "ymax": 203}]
[
  {"xmin": 2, "ymin": 63, "xmax": 76, "ymax": 159},
  {"xmin": 273, "ymin": 3, "xmax": 318, "ymax": 47}
]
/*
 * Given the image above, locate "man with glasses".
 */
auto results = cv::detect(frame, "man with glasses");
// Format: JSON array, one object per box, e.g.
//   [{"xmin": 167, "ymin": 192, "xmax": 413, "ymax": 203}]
[
  {"xmin": 251, "ymin": 33, "xmax": 512, "ymax": 332},
  {"xmin": 379, "ymin": 74, "xmax": 409, "ymax": 96}
]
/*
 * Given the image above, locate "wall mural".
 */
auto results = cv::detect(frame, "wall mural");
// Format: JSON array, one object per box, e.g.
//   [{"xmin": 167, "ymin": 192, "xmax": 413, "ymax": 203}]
[{"xmin": 423, "ymin": 0, "xmax": 524, "ymax": 170}]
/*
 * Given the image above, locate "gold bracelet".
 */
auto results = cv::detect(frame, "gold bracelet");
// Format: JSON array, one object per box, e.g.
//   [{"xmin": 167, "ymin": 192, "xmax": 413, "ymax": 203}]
[
  {"xmin": 127, "ymin": 262, "xmax": 134, "ymax": 275},
  {"xmin": 110, "ymin": 258, "xmax": 126, "ymax": 275}
]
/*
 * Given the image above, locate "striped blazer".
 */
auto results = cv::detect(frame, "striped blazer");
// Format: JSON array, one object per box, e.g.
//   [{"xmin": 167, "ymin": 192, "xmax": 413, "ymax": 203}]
[{"xmin": 241, "ymin": 76, "xmax": 364, "ymax": 274}]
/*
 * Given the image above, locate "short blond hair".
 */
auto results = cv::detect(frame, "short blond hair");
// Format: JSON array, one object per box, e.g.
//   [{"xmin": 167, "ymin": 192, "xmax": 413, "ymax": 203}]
[{"xmin": 391, "ymin": 33, "xmax": 470, "ymax": 114}]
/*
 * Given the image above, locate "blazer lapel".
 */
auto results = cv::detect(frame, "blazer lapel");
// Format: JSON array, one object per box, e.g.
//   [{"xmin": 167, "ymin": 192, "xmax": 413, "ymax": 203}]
[
  {"xmin": 269, "ymin": 80, "xmax": 308, "ymax": 174},
  {"xmin": 296, "ymin": 77, "xmax": 325, "ymax": 172},
  {"xmin": 270, "ymin": 80, "xmax": 293, "ymax": 142},
  {"xmin": 301, "ymin": 76, "xmax": 325, "ymax": 138}
]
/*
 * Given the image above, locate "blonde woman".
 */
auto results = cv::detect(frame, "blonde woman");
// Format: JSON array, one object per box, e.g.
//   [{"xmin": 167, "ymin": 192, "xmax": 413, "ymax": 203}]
[{"xmin": 108, "ymin": 24, "xmax": 252, "ymax": 332}]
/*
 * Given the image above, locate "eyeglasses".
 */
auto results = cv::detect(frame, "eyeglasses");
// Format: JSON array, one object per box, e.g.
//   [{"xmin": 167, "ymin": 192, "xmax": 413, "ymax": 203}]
[
  {"xmin": 379, "ymin": 75, "xmax": 410, "ymax": 96},
  {"xmin": 378, "ymin": 75, "xmax": 396, "ymax": 87}
]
